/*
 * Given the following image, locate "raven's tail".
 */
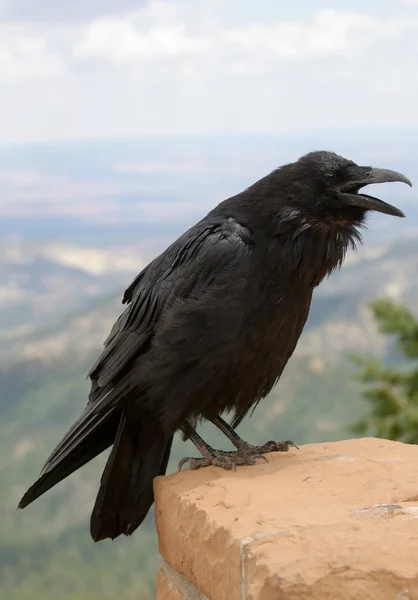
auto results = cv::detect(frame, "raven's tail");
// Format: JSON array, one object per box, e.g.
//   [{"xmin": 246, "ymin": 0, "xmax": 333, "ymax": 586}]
[
  {"xmin": 90, "ymin": 412, "xmax": 173, "ymax": 541},
  {"xmin": 18, "ymin": 400, "xmax": 119, "ymax": 510},
  {"xmin": 18, "ymin": 393, "xmax": 173, "ymax": 541}
]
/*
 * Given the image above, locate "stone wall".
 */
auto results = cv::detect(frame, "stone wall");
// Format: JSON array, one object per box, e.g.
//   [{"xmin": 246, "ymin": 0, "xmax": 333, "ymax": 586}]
[{"xmin": 154, "ymin": 438, "xmax": 418, "ymax": 599}]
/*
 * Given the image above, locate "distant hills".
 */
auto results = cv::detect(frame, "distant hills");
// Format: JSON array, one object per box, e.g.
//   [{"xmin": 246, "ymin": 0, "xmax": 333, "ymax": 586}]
[
  {"xmin": 3, "ymin": 235, "xmax": 417, "ymax": 365},
  {"xmin": 0, "ymin": 237, "xmax": 146, "ymax": 338},
  {"xmin": 1, "ymin": 135, "xmax": 417, "ymax": 244}
]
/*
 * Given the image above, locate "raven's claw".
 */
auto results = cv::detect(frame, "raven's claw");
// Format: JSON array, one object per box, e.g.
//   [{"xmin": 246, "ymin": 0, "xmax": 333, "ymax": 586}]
[
  {"xmin": 178, "ymin": 446, "xmax": 268, "ymax": 471},
  {"xmin": 255, "ymin": 439, "xmax": 299, "ymax": 454}
]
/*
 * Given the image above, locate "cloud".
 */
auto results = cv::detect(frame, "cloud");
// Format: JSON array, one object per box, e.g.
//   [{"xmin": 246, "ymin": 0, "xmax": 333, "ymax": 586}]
[
  {"xmin": 74, "ymin": 2, "xmax": 212, "ymax": 62},
  {"xmin": 113, "ymin": 160, "xmax": 211, "ymax": 175},
  {"xmin": 75, "ymin": 20, "xmax": 211, "ymax": 63},
  {"xmin": 74, "ymin": 8, "xmax": 412, "ymax": 66},
  {"xmin": 0, "ymin": 2, "xmax": 417, "ymax": 141},
  {"xmin": 225, "ymin": 11, "xmax": 381, "ymax": 60},
  {"xmin": 0, "ymin": 23, "xmax": 65, "ymax": 81}
]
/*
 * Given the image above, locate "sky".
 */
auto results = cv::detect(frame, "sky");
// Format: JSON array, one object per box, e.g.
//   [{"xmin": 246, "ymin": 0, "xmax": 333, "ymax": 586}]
[{"xmin": 0, "ymin": 0, "xmax": 417, "ymax": 142}]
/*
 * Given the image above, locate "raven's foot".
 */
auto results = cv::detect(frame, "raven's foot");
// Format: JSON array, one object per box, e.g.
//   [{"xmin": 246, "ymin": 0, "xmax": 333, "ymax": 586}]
[
  {"xmin": 210, "ymin": 416, "xmax": 298, "ymax": 457},
  {"xmin": 254, "ymin": 439, "xmax": 299, "ymax": 454},
  {"xmin": 178, "ymin": 446, "xmax": 267, "ymax": 472},
  {"xmin": 178, "ymin": 420, "xmax": 298, "ymax": 472}
]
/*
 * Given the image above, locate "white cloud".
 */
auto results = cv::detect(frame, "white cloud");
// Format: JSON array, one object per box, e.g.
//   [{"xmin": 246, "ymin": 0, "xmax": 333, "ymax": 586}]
[
  {"xmin": 0, "ymin": 2, "xmax": 417, "ymax": 141},
  {"xmin": 75, "ymin": 19, "xmax": 211, "ymax": 63},
  {"xmin": 0, "ymin": 168, "xmax": 64, "ymax": 186},
  {"xmin": 225, "ymin": 11, "xmax": 378, "ymax": 59},
  {"xmin": 74, "ymin": 2, "xmax": 213, "ymax": 63},
  {"xmin": 113, "ymin": 160, "xmax": 211, "ymax": 174},
  {"xmin": 74, "ymin": 9, "xmax": 413, "ymax": 66},
  {"xmin": 0, "ymin": 23, "xmax": 65, "ymax": 82}
]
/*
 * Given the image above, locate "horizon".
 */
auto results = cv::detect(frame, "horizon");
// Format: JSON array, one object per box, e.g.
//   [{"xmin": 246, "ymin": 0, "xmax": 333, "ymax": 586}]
[{"xmin": 1, "ymin": 127, "xmax": 418, "ymax": 147}]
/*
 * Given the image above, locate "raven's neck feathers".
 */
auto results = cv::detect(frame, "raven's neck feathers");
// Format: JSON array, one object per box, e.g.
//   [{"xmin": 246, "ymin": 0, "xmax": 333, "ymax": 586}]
[
  {"xmin": 218, "ymin": 170, "xmax": 366, "ymax": 288},
  {"xmin": 276, "ymin": 206, "xmax": 364, "ymax": 287}
]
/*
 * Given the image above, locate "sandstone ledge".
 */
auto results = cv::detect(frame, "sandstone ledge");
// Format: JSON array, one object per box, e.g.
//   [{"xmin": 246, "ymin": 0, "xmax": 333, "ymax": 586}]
[{"xmin": 154, "ymin": 437, "xmax": 418, "ymax": 600}]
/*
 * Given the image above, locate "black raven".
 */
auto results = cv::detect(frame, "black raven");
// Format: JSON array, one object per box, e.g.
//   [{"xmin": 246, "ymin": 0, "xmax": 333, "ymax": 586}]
[{"xmin": 18, "ymin": 151, "xmax": 411, "ymax": 541}]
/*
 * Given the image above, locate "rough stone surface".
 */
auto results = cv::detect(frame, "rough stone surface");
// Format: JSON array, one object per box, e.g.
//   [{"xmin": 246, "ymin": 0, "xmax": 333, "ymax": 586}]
[
  {"xmin": 157, "ymin": 568, "xmax": 184, "ymax": 600},
  {"xmin": 154, "ymin": 437, "xmax": 418, "ymax": 600},
  {"xmin": 156, "ymin": 562, "xmax": 208, "ymax": 600}
]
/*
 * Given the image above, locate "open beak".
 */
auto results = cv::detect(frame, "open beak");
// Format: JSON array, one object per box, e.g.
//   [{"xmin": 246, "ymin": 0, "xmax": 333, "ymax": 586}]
[{"xmin": 340, "ymin": 167, "xmax": 412, "ymax": 218}]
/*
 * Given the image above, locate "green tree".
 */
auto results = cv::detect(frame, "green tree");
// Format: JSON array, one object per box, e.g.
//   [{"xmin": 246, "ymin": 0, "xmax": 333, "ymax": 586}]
[{"xmin": 351, "ymin": 298, "xmax": 418, "ymax": 443}]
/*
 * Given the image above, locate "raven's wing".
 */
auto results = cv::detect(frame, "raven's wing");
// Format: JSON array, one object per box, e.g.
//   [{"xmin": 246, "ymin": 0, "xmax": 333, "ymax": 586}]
[
  {"xmin": 18, "ymin": 215, "xmax": 253, "ymax": 509},
  {"xmin": 88, "ymin": 215, "xmax": 253, "ymax": 396}
]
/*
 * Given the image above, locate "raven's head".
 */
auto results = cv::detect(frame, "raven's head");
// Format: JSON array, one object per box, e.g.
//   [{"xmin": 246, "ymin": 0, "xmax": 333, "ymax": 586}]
[{"xmin": 293, "ymin": 150, "xmax": 411, "ymax": 221}]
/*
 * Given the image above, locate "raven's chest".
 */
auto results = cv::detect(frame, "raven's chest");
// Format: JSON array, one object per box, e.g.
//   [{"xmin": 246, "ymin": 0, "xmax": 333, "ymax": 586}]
[
  {"xmin": 227, "ymin": 279, "xmax": 312, "ymax": 393},
  {"xmin": 213, "ymin": 290, "xmax": 312, "ymax": 422}
]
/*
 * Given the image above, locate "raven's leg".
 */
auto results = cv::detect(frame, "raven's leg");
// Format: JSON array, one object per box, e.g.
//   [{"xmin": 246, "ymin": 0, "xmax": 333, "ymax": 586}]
[
  {"xmin": 212, "ymin": 415, "xmax": 298, "ymax": 456},
  {"xmin": 178, "ymin": 419, "xmax": 297, "ymax": 471},
  {"xmin": 178, "ymin": 421, "xmax": 263, "ymax": 471},
  {"xmin": 211, "ymin": 416, "xmax": 267, "ymax": 463}
]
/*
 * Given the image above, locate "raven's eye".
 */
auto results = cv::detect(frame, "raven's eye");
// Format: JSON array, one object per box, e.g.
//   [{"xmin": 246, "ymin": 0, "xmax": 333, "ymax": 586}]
[{"xmin": 324, "ymin": 172, "xmax": 336, "ymax": 182}]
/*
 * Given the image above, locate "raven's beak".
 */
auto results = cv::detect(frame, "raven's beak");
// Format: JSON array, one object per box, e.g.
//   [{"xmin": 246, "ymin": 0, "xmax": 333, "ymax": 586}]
[{"xmin": 340, "ymin": 167, "xmax": 412, "ymax": 218}]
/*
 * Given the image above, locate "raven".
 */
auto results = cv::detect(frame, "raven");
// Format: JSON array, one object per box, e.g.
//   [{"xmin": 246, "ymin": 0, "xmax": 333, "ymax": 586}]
[{"xmin": 18, "ymin": 151, "xmax": 412, "ymax": 541}]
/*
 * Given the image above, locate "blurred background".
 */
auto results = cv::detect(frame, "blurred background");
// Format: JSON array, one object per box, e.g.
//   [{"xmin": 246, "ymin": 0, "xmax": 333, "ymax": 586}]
[{"xmin": 1, "ymin": 1, "xmax": 418, "ymax": 599}]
